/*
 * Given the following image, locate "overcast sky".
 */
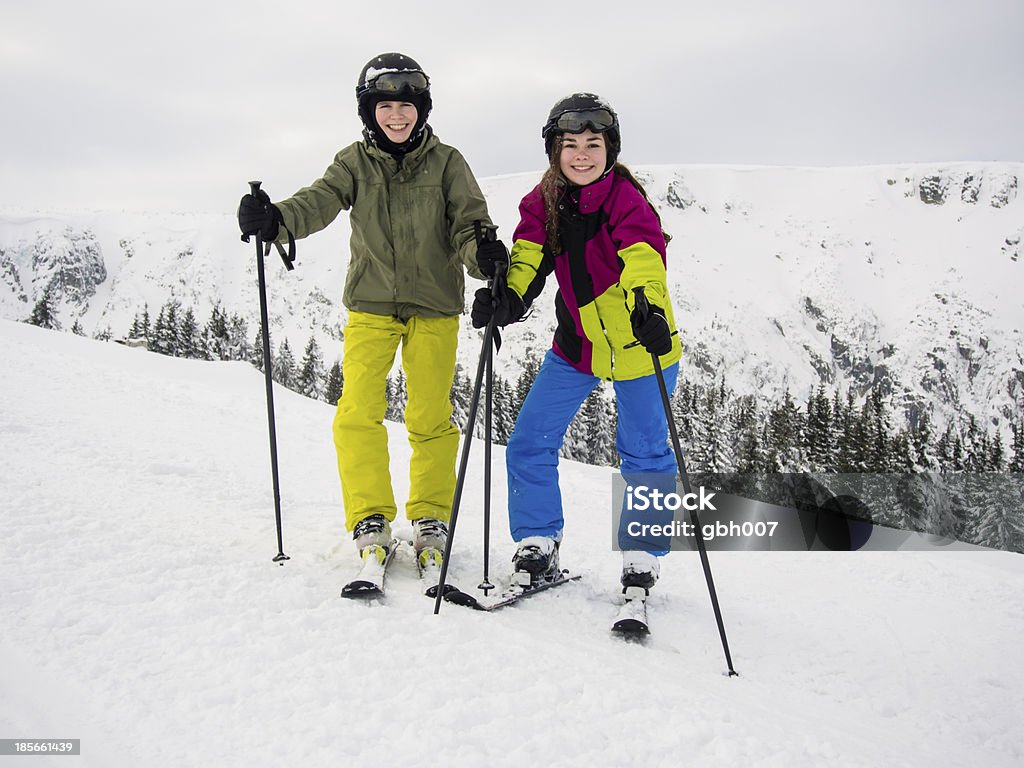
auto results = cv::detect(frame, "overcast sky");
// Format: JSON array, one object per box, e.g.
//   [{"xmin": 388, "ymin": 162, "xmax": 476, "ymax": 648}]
[{"xmin": 2, "ymin": 0, "xmax": 1022, "ymax": 214}]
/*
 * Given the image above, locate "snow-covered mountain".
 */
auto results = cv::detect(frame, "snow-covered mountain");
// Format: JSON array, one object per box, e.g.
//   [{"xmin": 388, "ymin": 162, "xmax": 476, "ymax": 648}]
[
  {"xmin": 2, "ymin": 318, "xmax": 1022, "ymax": 767},
  {"xmin": 2, "ymin": 163, "xmax": 1021, "ymax": 440}
]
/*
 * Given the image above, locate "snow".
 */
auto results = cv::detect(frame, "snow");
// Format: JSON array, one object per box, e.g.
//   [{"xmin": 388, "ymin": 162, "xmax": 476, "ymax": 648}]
[{"xmin": 2, "ymin": 319, "xmax": 1023, "ymax": 767}]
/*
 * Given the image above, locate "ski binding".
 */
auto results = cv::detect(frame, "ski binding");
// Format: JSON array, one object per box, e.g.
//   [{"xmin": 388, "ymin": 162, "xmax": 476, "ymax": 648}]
[{"xmin": 443, "ymin": 569, "xmax": 580, "ymax": 611}]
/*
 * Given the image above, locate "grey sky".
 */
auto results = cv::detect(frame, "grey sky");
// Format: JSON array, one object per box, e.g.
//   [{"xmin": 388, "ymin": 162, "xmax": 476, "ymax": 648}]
[{"xmin": 2, "ymin": 0, "xmax": 1022, "ymax": 214}]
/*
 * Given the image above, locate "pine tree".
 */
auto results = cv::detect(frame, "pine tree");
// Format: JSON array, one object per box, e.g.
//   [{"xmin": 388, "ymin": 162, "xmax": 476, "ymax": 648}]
[
  {"xmin": 911, "ymin": 409, "xmax": 934, "ymax": 470},
  {"xmin": 1010, "ymin": 419, "xmax": 1024, "ymax": 473},
  {"xmin": 950, "ymin": 430, "xmax": 965, "ymax": 472},
  {"xmin": 804, "ymin": 382, "xmax": 834, "ymax": 471},
  {"xmin": 891, "ymin": 429, "xmax": 915, "ymax": 471},
  {"xmin": 670, "ymin": 379, "xmax": 696, "ymax": 454},
  {"xmin": 972, "ymin": 473, "xmax": 1024, "ymax": 553},
  {"xmin": 989, "ymin": 431, "xmax": 1006, "ymax": 471},
  {"xmin": 324, "ymin": 360, "xmax": 343, "ymax": 405},
  {"xmin": 563, "ymin": 386, "xmax": 601, "ymax": 463},
  {"xmin": 297, "ymin": 335, "xmax": 325, "ymax": 400},
  {"xmin": 585, "ymin": 386, "xmax": 617, "ymax": 467},
  {"xmin": 449, "ymin": 364, "xmax": 472, "ymax": 430},
  {"xmin": 962, "ymin": 415, "xmax": 981, "ymax": 471},
  {"xmin": 512, "ymin": 348, "xmax": 542, "ymax": 418},
  {"xmin": 834, "ymin": 389, "xmax": 859, "ymax": 472},
  {"xmin": 149, "ymin": 300, "xmax": 181, "ymax": 357},
  {"xmin": 491, "ymin": 375, "xmax": 514, "ymax": 445},
  {"xmin": 149, "ymin": 304, "xmax": 169, "ymax": 355},
  {"xmin": 766, "ymin": 389, "xmax": 803, "ymax": 471},
  {"xmin": 733, "ymin": 395, "xmax": 761, "ymax": 474},
  {"xmin": 935, "ymin": 423, "xmax": 955, "ymax": 471},
  {"xmin": 273, "ymin": 338, "xmax": 296, "ymax": 389},
  {"xmin": 386, "ymin": 371, "xmax": 407, "ymax": 422},
  {"xmin": 71, "ymin": 319, "xmax": 85, "ymax": 336},
  {"xmin": 128, "ymin": 305, "xmax": 150, "ymax": 341},
  {"xmin": 203, "ymin": 304, "xmax": 230, "ymax": 361},
  {"xmin": 28, "ymin": 285, "xmax": 60, "ymax": 330},
  {"xmin": 867, "ymin": 387, "xmax": 892, "ymax": 471},
  {"xmin": 178, "ymin": 306, "xmax": 200, "ymax": 359},
  {"xmin": 224, "ymin": 313, "xmax": 250, "ymax": 362},
  {"xmin": 251, "ymin": 325, "xmax": 265, "ymax": 371},
  {"xmin": 692, "ymin": 379, "xmax": 732, "ymax": 472}
]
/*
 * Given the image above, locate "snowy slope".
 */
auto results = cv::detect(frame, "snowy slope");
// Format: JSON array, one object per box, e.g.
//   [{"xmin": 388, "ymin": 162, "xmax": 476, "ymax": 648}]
[{"xmin": 1, "ymin": 319, "xmax": 1022, "ymax": 768}]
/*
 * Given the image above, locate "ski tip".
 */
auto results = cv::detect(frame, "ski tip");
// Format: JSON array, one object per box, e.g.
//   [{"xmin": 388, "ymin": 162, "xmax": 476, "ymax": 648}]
[
  {"xmin": 442, "ymin": 588, "xmax": 482, "ymax": 608},
  {"xmin": 611, "ymin": 618, "xmax": 650, "ymax": 637},
  {"xmin": 425, "ymin": 583, "xmax": 462, "ymax": 599},
  {"xmin": 340, "ymin": 581, "xmax": 384, "ymax": 599}
]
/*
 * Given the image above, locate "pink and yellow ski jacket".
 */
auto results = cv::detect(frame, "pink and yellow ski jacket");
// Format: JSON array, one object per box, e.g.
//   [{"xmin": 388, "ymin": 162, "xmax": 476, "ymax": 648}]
[{"xmin": 506, "ymin": 171, "xmax": 682, "ymax": 381}]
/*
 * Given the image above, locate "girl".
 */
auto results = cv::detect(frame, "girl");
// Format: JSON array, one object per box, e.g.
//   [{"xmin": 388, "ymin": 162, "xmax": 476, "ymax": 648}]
[{"xmin": 471, "ymin": 93, "xmax": 682, "ymax": 592}]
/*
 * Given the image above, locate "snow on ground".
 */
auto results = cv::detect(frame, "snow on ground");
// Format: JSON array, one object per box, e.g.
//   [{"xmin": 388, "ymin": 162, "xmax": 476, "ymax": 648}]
[{"xmin": 1, "ymin": 319, "xmax": 1022, "ymax": 767}]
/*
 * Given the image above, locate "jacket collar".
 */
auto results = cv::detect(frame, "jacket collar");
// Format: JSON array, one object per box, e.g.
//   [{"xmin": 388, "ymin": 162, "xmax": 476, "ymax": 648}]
[
  {"xmin": 366, "ymin": 126, "xmax": 437, "ymax": 170},
  {"xmin": 573, "ymin": 171, "xmax": 615, "ymax": 214}
]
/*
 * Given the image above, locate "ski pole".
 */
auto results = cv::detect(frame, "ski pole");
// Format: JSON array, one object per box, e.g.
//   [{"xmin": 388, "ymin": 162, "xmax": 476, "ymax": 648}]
[
  {"xmin": 242, "ymin": 180, "xmax": 289, "ymax": 564},
  {"xmin": 479, "ymin": 226, "xmax": 499, "ymax": 597},
  {"xmin": 634, "ymin": 287, "xmax": 736, "ymax": 676},
  {"xmin": 433, "ymin": 224, "xmax": 505, "ymax": 614}
]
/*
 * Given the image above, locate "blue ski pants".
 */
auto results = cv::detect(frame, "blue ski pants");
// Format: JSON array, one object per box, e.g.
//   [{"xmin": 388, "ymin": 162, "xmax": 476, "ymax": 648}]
[{"xmin": 506, "ymin": 349, "xmax": 679, "ymax": 553}]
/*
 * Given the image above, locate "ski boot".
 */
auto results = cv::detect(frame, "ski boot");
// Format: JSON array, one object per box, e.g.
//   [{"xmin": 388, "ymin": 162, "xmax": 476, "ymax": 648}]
[
  {"xmin": 621, "ymin": 550, "xmax": 660, "ymax": 591},
  {"xmin": 353, "ymin": 513, "xmax": 392, "ymax": 565},
  {"xmin": 511, "ymin": 536, "xmax": 560, "ymax": 586},
  {"xmin": 412, "ymin": 517, "xmax": 448, "ymax": 569}
]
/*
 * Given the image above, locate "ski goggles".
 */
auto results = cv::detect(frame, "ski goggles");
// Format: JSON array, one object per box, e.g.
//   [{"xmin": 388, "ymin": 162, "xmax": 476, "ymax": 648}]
[
  {"xmin": 545, "ymin": 108, "xmax": 617, "ymax": 137},
  {"xmin": 363, "ymin": 71, "xmax": 430, "ymax": 97}
]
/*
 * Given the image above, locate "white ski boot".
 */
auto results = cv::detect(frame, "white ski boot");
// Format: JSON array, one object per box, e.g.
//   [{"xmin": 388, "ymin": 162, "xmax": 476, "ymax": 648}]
[
  {"xmin": 412, "ymin": 517, "xmax": 448, "ymax": 569},
  {"xmin": 512, "ymin": 536, "xmax": 560, "ymax": 586},
  {"xmin": 353, "ymin": 513, "xmax": 392, "ymax": 564},
  {"xmin": 621, "ymin": 550, "xmax": 660, "ymax": 590}
]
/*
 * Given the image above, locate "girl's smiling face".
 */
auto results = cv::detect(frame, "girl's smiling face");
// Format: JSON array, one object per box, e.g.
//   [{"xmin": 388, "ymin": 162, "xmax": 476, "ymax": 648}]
[
  {"xmin": 558, "ymin": 130, "xmax": 607, "ymax": 187},
  {"xmin": 375, "ymin": 101, "xmax": 418, "ymax": 144}
]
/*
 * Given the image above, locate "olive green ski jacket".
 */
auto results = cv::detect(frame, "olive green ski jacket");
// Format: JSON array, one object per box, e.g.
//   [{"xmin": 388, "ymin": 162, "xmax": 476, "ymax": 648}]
[{"xmin": 274, "ymin": 128, "xmax": 490, "ymax": 320}]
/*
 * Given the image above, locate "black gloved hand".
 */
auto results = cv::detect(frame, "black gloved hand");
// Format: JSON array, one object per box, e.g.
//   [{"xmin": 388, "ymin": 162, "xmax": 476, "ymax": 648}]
[
  {"xmin": 476, "ymin": 238, "xmax": 510, "ymax": 278},
  {"xmin": 238, "ymin": 188, "xmax": 281, "ymax": 242},
  {"xmin": 630, "ymin": 302, "xmax": 673, "ymax": 356},
  {"xmin": 471, "ymin": 285, "xmax": 524, "ymax": 329}
]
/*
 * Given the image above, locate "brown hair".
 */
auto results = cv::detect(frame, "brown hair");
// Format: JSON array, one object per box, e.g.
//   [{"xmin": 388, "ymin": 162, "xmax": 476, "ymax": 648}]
[{"xmin": 540, "ymin": 136, "xmax": 671, "ymax": 253}]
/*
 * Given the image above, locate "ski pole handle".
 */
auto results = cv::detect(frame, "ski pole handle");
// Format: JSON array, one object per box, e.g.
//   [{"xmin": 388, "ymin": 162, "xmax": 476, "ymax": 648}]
[
  {"xmin": 474, "ymin": 219, "xmax": 507, "ymax": 286},
  {"xmin": 474, "ymin": 219, "xmax": 497, "ymax": 245},
  {"xmin": 240, "ymin": 180, "xmax": 264, "ymax": 244},
  {"xmin": 622, "ymin": 286, "xmax": 650, "ymax": 350},
  {"xmin": 632, "ymin": 285, "xmax": 650, "ymax": 320}
]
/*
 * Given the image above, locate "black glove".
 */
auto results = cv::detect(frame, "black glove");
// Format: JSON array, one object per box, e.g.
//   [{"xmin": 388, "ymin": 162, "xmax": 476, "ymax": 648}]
[
  {"xmin": 238, "ymin": 188, "xmax": 281, "ymax": 242},
  {"xmin": 476, "ymin": 238, "xmax": 509, "ymax": 278},
  {"xmin": 471, "ymin": 285, "xmax": 524, "ymax": 329},
  {"xmin": 630, "ymin": 302, "xmax": 673, "ymax": 356}
]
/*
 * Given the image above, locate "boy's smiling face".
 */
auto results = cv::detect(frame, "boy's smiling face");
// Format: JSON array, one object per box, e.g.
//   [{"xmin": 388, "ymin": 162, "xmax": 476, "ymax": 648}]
[{"xmin": 375, "ymin": 101, "xmax": 418, "ymax": 145}]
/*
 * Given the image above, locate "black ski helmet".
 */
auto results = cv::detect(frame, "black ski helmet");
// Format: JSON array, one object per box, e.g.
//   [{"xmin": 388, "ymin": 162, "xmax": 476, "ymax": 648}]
[
  {"xmin": 542, "ymin": 93, "xmax": 621, "ymax": 170},
  {"xmin": 356, "ymin": 52, "xmax": 432, "ymax": 149}
]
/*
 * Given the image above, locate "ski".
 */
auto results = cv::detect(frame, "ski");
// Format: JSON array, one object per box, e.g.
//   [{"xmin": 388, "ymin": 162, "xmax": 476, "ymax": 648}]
[
  {"xmin": 611, "ymin": 586, "xmax": 650, "ymax": 637},
  {"xmin": 340, "ymin": 538, "xmax": 401, "ymax": 599},
  {"xmin": 443, "ymin": 569, "xmax": 580, "ymax": 611}
]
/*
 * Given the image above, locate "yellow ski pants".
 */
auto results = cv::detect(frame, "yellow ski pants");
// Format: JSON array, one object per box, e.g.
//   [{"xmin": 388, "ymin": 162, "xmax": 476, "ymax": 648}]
[{"xmin": 333, "ymin": 311, "xmax": 460, "ymax": 531}]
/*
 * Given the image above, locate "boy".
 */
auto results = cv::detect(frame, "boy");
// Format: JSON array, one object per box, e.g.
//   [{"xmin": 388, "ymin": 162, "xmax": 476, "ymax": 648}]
[{"xmin": 238, "ymin": 52, "xmax": 504, "ymax": 577}]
